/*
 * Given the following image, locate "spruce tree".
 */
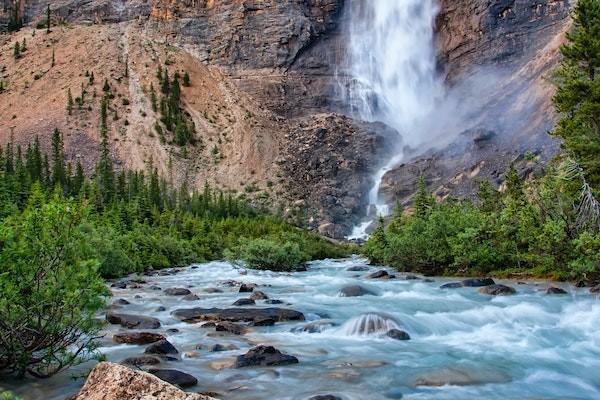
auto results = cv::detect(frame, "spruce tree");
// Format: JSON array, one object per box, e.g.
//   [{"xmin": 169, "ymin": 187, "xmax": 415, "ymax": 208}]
[
  {"xmin": 46, "ymin": 4, "xmax": 51, "ymax": 33},
  {"xmin": 414, "ymin": 176, "xmax": 434, "ymax": 218},
  {"xmin": 183, "ymin": 71, "xmax": 190, "ymax": 87},
  {"xmin": 150, "ymin": 83, "xmax": 158, "ymax": 112},
  {"xmin": 67, "ymin": 89, "xmax": 74, "ymax": 115},
  {"xmin": 553, "ymin": 0, "xmax": 600, "ymax": 194},
  {"xmin": 50, "ymin": 128, "xmax": 66, "ymax": 190},
  {"xmin": 51, "ymin": 48, "xmax": 55, "ymax": 67},
  {"xmin": 13, "ymin": 41, "xmax": 20, "ymax": 59},
  {"xmin": 102, "ymin": 78, "xmax": 110, "ymax": 92}
]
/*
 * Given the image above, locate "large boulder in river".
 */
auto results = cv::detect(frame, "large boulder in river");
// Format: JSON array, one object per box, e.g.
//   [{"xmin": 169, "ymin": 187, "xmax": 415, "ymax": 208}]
[
  {"xmin": 308, "ymin": 396, "xmax": 342, "ymax": 400},
  {"xmin": 478, "ymin": 284, "xmax": 516, "ymax": 296},
  {"xmin": 215, "ymin": 322, "xmax": 247, "ymax": 335},
  {"xmin": 339, "ymin": 285, "xmax": 375, "ymax": 297},
  {"xmin": 113, "ymin": 332, "xmax": 165, "ymax": 345},
  {"xmin": 234, "ymin": 345, "xmax": 299, "ymax": 368},
  {"xmin": 148, "ymin": 369, "xmax": 198, "ymax": 388},
  {"xmin": 164, "ymin": 288, "xmax": 192, "ymax": 296},
  {"xmin": 461, "ymin": 278, "xmax": 495, "ymax": 287},
  {"xmin": 72, "ymin": 362, "xmax": 215, "ymax": 400},
  {"xmin": 440, "ymin": 282, "xmax": 463, "ymax": 289},
  {"xmin": 546, "ymin": 286, "xmax": 568, "ymax": 295},
  {"xmin": 367, "ymin": 270, "xmax": 391, "ymax": 279},
  {"xmin": 590, "ymin": 284, "xmax": 600, "ymax": 294},
  {"xmin": 145, "ymin": 339, "xmax": 179, "ymax": 355},
  {"xmin": 172, "ymin": 307, "xmax": 305, "ymax": 323},
  {"xmin": 239, "ymin": 283, "xmax": 257, "ymax": 293},
  {"xmin": 106, "ymin": 312, "xmax": 161, "ymax": 329}
]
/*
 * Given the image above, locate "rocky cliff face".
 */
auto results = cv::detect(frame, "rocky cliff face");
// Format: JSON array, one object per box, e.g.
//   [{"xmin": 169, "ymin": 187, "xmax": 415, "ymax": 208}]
[{"xmin": 0, "ymin": 0, "xmax": 572, "ymax": 237}]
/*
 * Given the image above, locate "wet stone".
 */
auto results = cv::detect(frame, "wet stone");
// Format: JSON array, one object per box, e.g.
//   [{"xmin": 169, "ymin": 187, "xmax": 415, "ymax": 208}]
[
  {"xmin": 386, "ymin": 329, "xmax": 410, "ymax": 341},
  {"xmin": 145, "ymin": 339, "xmax": 179, "ymax": 355},
  {"xmin": 546, "ymin": 286, "xmax": 568, "ymax": 295},
  {"xmin": 234, "ymin": 345, "xmax": 299, "ymax": 368},
  {"xmin": 113, "ymin": 332, "xmax": 165, "ymax": 345},
  {"xmin": 121, "ymin": 355, "xmax": 161, "ymax": 367},
  {"xmin": 164, "ymin": 288, "xmax": 192, "ymax": 296},
  {"xmin": 106, "ymin": 312, "xmax": 161, "ymax": 329},
  {"xmin": 461, "ymin": 278, "xmax": 495, "ymax": 287},
  {"xmin": 478, "ymin": 284, "xmax": 516, "ymax": 296},
  {"xmin": 232, "ymin": 298, "xmax": 256, "ymax": 306},
  {"xmin": 339, "ymin": 285, "xmax": 374, "ymax": 297},
  {"xmin": 148, "ymin": 369, "xmax": 197, "ymax": 388},
  {"xmin": 250, "ymin": 291, "xmax": 269, "ymax": 300}
]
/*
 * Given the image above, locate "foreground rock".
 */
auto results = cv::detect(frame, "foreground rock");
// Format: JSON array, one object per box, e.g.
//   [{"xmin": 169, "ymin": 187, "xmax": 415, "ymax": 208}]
[
  {"xmin": 106, "ymin": 312, "xmax": 161, "ymax": 329},
  {"xmin": 478, "ymin": 284, "xmax": 516, "ymax": 296},
  {"xmin": 173, "ymin": 307, "xmax": 305, "ymax": 323},
  {"xmin": 149, "ymin": 369, "xmax": 198, "ymax": 389},
  {"xmin": 339, "ymin": 285, "xmax": 375, "ymax": 297},
  {"xmin": 234, "ymin": 345, "xmax": 299, "ymax": 368},
  {"xmin": 113, "ymin": 332, "xmax": 165, "ymax": 345},
  {"xmin": 72, "ymin": 362, "xmax": 215, "ymax": 400}
]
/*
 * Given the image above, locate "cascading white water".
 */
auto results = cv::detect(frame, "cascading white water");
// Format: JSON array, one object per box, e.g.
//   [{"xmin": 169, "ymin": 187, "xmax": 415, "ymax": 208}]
[
  {"xmin": 339, "ymin": 313, "xmax": 400, "ymax": 337},
  {"xmin": 344, "ymin": 0, "xmax": 444, "ymax": 240}
]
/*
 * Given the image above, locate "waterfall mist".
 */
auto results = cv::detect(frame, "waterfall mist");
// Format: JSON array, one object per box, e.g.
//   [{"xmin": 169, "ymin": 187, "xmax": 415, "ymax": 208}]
[{"xmin": 341, "ymin": 0, "xmax": 445, "ymax": 239}]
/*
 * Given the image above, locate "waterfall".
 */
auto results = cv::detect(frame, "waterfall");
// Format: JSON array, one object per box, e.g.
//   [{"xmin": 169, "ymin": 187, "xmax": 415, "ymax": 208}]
[
  {"xmin": 339, "ymin": 313, "xmax": 400, "ymax": 337},
  {"xmin": 343, "ymin": 0, "xmax": 443, "ymax": 240}
]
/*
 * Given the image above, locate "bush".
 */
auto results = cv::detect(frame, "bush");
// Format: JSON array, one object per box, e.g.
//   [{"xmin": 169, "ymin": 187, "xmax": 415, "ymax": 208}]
[
  {"xmin": 0, "ymin": 188, "xmax": 107, "ymax": 378},
  {"xmin": 228, "ymin": 238, "xmax": 308, "ymax": 271}
]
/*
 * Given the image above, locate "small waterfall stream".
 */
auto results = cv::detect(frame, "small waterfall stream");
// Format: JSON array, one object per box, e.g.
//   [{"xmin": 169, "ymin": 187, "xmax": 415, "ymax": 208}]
[{"xmin": 344, "ymin": 0, "xmax": 444, "ymax": 239}]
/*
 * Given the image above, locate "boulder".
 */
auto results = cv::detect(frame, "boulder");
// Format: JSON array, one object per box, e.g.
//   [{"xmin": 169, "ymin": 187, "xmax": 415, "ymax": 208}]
[
  {"xmin": 264, "ymin": 299, "xmax": 284, "ymax": 305},
  {"xmin": 440, "ymin": 282, "xmax": 463, "ymax": 289},
  {"xmin": 145, "ymin": 339, "xmax": 179, "ymax": 355},
  {"xmin": 339, "ymin": 285, "xmax": 375, "ymax": 297},
  {"xmin": 478, "ymin": 284, "xmax": 516, "ymax": 296},
  {"xmin": 164, "ymin": 288, "xmax": 192, "ymax": 296},
  {"xmin": 111, "ymin": 282, "xmax": 127, "ymax": 289},
  {"xmin": 367, "ymin": 270, "xmax": 390, "ymax": 279},
  {"xmin": 346, "ymin": 266, "xmax": 369, "ymax": 272},
  {"xmin": 183, "ymin": 294, "xmax": 200, "ymax": 301},
  {"xmin": 121, "ymin": 355, "xmax": 162, "ymax": 367},
  {"xmin": 386, "ymin": 329, "xmax": 411, "ymax": 340},
  {"xmin": 250, "ymin": 291, "xmax": 269, "ymax": 300},
  {"xmin": 292, "ymin": 320, "xmax": 337, "ymax": 333},
  {"xmin": 113, "ymin": 298, "xmax": 131, "ymax": 305},
  {"xmin": 239, "ymin": 283, "xmax": 257, "ymax": 293},
  {"xmin": 234, "ymin": 345, "xmax": 299, "ymax": 368},
  {"xmin": 71, "ymin": 362, "xmax": 214, "ymax": 400},
  {"xmin": 113, "ymin": 332, "xmax": 165, "ymax": 345},
  {"xmin": 232, "ymin": 298, "xmax": 256, "ymax": 306},
  {"xmin": 106, "ymin": 312, "xmax": 161, "ymax": 329},
  {"xmin": 590, "ymin": 284, "xmax": 600, "ymax": 293},
  {"xmin": 155, "ymin": 306, "xmax": 167, "ymax": 312},
  {"xmin": 204, "ymin": 288, "xmax": 223, "ymax": 293},
  {"xmin": 172, "ymin": 307, "xmax": 305, "ymax": 323},
  {"xmin": 461, "ymin": 278, "xmax": 495, "ymax": 287},
  {"xmin": 252, "ymin": 317, "xmax": 276, "ymax": 326},
  {"xmin": 150, "ymin": 285, "xmax": 162, "ymax": 291},
  {"xmin": 210, "ymin": 343, "xmax": 239, "ymax": 352},
  {"xmin": 148, "ymin": 369, "xmax": 198, "ymax": 389},
  {"xmin": 546, "ymin": 286, "xmax": 568, "ymax": 295},
  {"xmin": 215, "ymin": 322, "xmax": 247, "ymax": 335}
]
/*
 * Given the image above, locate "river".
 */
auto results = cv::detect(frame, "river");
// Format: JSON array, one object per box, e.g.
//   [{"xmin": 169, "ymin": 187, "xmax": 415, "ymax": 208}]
[{"xmin": 5, "ymin": 256, "xmax": 599, "ymax": 400}]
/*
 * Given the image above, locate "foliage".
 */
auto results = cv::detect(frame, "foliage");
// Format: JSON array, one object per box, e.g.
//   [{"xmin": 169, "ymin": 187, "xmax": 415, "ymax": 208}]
[
  {"xmin": 0, "ymin": 186, "xmax": 107, "ymax": 378},
  {"xmin": 227, "ymin": 238, "xmax": 308, "ymax": 271}
]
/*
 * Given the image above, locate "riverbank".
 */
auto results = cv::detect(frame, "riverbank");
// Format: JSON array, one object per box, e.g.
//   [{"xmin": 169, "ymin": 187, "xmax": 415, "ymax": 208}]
[{"xmin": 5, "ymin": 257, "xmax": 598, "ymax": 400}]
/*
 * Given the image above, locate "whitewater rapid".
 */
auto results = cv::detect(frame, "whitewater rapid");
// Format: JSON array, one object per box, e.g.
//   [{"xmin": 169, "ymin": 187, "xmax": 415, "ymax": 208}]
[{"xmin": 8, "ymin": 257, "xmax": 600, "ymax": 400}]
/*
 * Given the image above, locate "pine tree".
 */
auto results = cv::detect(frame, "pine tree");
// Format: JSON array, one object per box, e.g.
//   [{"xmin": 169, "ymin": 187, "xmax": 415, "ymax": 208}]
[
  {"xmin": 46, "ymin": 4, "xmax": 51, "ymax": 33},
  {"xmin": 51, "ymin": 48, "xmax": 55, "ymax": 67},
  {"xmin": 21, "ymin": 38, "xmax": 26, "ymax": 52},
  {"xmin": 414, "ymin": 176, "xmax": 434, "ymax": 218},
  {"xmin": 13, "ymin": 41, "xmax": 20, "ymax": 59},
  {"xmin": 50, "ymin": 128, "xmax": 66, "ymax": 190},
  {"xmin": 67, "ymin": 89, "xmax": 74, "ymax": 115},
  {"xmin": 89, "ymin": 71, "xmax": 94, "ymax": 85},
  {"xmin": 183, "ymin": 71, "xmax": 190, "ymax": 87},
  {"xmin": 150, "ymin": 83, "xmax": 157, "ymax": 112},
  {"xmin": 505, "ymin": 164, "xmax": 525, "ymax": 204},
  {"xmin": 102, "ymin": 78, "xmax": 110, "ymax": 92},
  {"xmin": 553, "ymin": 0, "xmax": 600, "ymax": 194},
  {"xmin": 72, "ymin": 160, "xmax": 85, "ymax": 195}
]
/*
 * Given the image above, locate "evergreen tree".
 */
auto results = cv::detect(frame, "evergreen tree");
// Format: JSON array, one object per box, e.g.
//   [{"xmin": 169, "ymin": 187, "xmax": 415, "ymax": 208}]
[
  {"xmin": 183, "ymin": 71, "xmax": 190, "ymax": 87},
  {"xmin": 553, "ymin": 0, "xmax": 600, "ymax": 194},
  {"xmin": 67, "ymin": 89, "xmax": 74, "ymax": 115},
  {"xmin": 72, "ymin": 160, "xmax": 84, "ymax": 195},
  {"xmin": 46, "ymin": 4, "xmax": 51, "ymax": 33},
  {"xmin": 50, "ymin": 128, "xmax": 66, "ymax": 190},
  {"xmin": 21, "ymin": 38, "xmax": 26, "ymax": 52},
  {"xmin": 505, "ymin": 164, "xmax": 525, "ymax": 204},
  {"xmin": 414, "ymin": 176, "xmax": 434, "ymax": 218},
  {"xmin": 150, "ymin": 83, "xmax": 158, "ymax": 112},
  {"xmin": 13, "ymin": 41, "xmax": 20, "ymax": 59},
  {"xmin": 51, "ymin": 48, "xmax": 55, "ymax": 67},
  {"xmin": 102, "ymin": 79, "xmax": 110, "ymax": 92}
]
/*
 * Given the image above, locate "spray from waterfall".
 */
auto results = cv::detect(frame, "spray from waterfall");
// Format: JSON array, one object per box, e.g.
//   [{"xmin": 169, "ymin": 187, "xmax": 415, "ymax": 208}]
[{"xmin": 342, "ymin": 0, "xmax": 444, "ymax": 240}]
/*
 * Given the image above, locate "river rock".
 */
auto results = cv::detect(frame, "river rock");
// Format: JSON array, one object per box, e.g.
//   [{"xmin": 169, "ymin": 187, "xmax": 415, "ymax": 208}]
[
  {"xmin": 386, "ymin": 329, "xmax": 411, "ymax": 341},
  {"xmin": 204, "ymin": 288, "xmax": 223, "ymax": 293},
  {"xmin": 308, "ymin": 396, "xmax": 342, "ymax": 400},
  {"xmin": 183, "ymin": 294, "xmax": 200, "ymax": 301},
  {"xmin": 148, "ymin": 369, "xmax": 198, "ymax": 388},
  {"xmin": 234, "ymin": 345, "xmax": 299, "ymax": 368},
  {"xmin": 546, "ymin": 286, "xmax": 568, "ymax": 295},
  {"xmin": 264, "ymin": 299, "xmax": 284, "ymax": 304},
  {"xmin": 461, "ymin": 278, "xmax": 495, "ymax": 287},
  {"xmin": 210, "ymin": 343, "xmax": 239, "ymax": 352},
  {"xmin": 145, "ymin": 339, "xmax": 179, "ymax": 355},
  {"xmin": 292, "ymin": 320, "xmax": 337, "ymax": 333},
  {"xmin": 164, "ymin": 288, "xmax": 192, "ymax": 296},
  {"xmin": 250, "ymin": 291, "xmax": 269, "ymax": 300},
  {"xmin": 172, "ymin": 307, "xmax": 305, "ymax": 323},
  {"xmin": 367, "ymin": 270, "xmax": 390, "ymax": 279},
  {"xmin": 72, "ymin": 362, "xmax": 213, "ymax": 400},
  {"xmin": 156, "ymin": 306, "xmax": 167, "ymax": 312},
  {"xmin": 253, "ymin": 317, "xmax": 276, "ymax": 326},
  {"xmin": 239, "ymin": 283, "xmax": 257, "ymax": 293},
  {"xmin": 347, "ymin": 266, "xmax": 369, "ymax": 272},
  {"xmin": 111, "ymin": 281, "xmax": 127, "ymax": 289},
  {"xmin": 215, "ymin": 322, "xmax": 247, "ymax": 335},
  {"xmin": 232, "ymin": 298, "xmax": 256, "ymax": 306},
  {"xmin": 113, "ymin": 298, "xmax": 131, "ymax": 305},
  {"xmin": 478, "ymin": 284, "xmax": 516, "ymax": 295},
  {"xmin": 106, "ymin": 312, "xmax": 161, "ymax": 329},
  {"xmin": 150, "ymin": 285, "xmax": 162, "ymax": 291},
  {"xmin": 121, "ymin": 355, "xmax": 162, "ymax": 367},
  {"xmin": 113, "ymin": 332, "xmax": 165, "ymax": 345},
  {"xmin": 339, "ymin": 285, "xmax": 375, "ymax": 297},
  {"xmin": 590, "ymin": 284, "xmax": 600, "ymax": 293},
  {"xmin": 440, "ymin": 282, "xmax": 463, "ymax": 289}
]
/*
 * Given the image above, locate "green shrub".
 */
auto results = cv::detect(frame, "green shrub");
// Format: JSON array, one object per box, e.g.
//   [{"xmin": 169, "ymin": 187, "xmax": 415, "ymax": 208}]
[{"xmin": 229, "ymin": 238, "xmax": 308, "ymax": 271}]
